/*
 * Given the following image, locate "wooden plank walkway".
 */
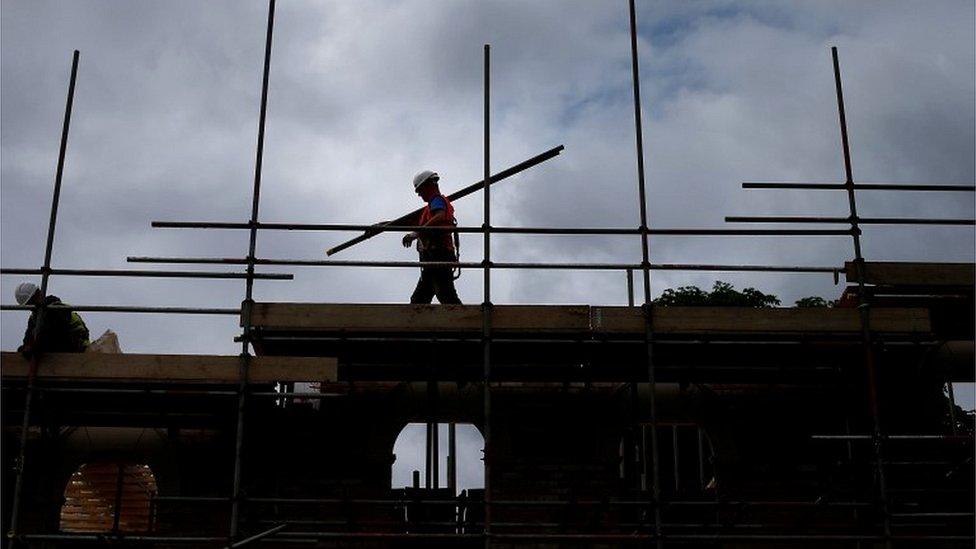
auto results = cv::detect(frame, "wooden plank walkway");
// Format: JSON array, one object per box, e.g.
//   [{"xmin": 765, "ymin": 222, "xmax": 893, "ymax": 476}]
[
  {"xmin": 0, "ymin": 352, "xmax": 336, "ymax": 383},
  {"xmin": 845, "ymin": 261, "xmax": 975, "ymax": 286},
  {"xmin": 248, "ymin": 303, "xmax": 931, "ymax": 335}
]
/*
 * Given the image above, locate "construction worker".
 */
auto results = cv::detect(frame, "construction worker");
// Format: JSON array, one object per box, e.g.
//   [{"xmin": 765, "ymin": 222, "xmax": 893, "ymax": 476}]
[
  {"xmin": 15, "ymin": 282, "xmax": 90, "ymax": 358},
  {"xmin": 402, "ymin": 171, "xmax": 462, "ymax": 304}
]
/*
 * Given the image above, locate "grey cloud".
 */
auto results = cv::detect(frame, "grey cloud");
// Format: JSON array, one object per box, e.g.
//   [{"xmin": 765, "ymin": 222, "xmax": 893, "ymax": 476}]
[{"xmin": 2, "ymin": 1, "xmax": 973, "ymax": 354}]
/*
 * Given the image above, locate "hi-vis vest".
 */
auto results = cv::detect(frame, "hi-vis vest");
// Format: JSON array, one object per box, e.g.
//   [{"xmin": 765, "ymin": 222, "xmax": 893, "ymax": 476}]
[
  {"xmin": 25, "ymin": 296, "xmax": 90, "ymax": 353},
  {"xmin": 417, "ymin": 194, "xmax": 456, "ymax": 251},
  {"xmin": 69, "ymin": 311, "xmax": 90, "ymax": 349}
]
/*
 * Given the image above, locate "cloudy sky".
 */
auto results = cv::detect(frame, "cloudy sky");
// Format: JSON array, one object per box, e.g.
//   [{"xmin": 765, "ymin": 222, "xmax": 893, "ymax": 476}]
[{"xmin": 2, "ymin": 0, "xmax": 973, "ymax": 389}]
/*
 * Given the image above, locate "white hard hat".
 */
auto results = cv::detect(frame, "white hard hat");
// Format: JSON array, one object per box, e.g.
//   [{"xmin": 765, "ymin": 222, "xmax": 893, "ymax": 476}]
[
  {"xmin": 15, "ymin": 282, "xmax": 39, "ymax": 305},
  {"xmin": 413, "ymin": 170, "xmax": 439, "ymax": 190}
]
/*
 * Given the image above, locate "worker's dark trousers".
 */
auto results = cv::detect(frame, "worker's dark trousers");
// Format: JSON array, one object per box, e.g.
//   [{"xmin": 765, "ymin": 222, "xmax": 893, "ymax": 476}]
[{"xmin": 410, "ymin": 248, "xmax": 461, "ymax": 304}]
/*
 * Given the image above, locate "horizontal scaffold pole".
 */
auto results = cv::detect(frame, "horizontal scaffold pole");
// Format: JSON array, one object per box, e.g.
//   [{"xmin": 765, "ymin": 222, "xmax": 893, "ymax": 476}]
[
  {"xmin": 1, "ymin": 305, "xmax": 240, "ymax": 315},
  {"xmin": 148, "ymin": 222, "xmax": 854, "ymax": 237},
  {"xmin": 0, "ymin": 268, "xmax": 292, "ymax": 280},
  {"xmin": 726, "ymin": 215, "xmax": 974, "ymax": 225},
  {"xmin": 743, "ymin": 182, "xmax": 975, "ymax": 192},
  {"xmin": 127, "ymin": 256, "xmax": 839, "ymax": 273}
]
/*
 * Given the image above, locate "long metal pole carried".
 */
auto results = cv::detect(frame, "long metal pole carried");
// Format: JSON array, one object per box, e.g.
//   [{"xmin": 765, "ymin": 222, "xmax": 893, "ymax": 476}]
[
  {"xmin": 325, "ymin": 145, "xmax": 564, "ymax": 256},
  {"xmin": 830, "ymin": 46, "xmax": 892, "ymax": 548},
  {"xmin": 230, "ymin": 0, "xmax": 276, "ymax": 540},
  {"xmin": 627, "ymin": 1, "xmax": 662, "ymax": 546},
  {"xmin": 7, "ymin": 49, "xmax": 80, "ymax": 548}
]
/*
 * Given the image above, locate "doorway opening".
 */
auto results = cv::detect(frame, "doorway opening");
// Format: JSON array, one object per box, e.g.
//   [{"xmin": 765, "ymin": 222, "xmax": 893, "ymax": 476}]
[{"xmin": 392, "ymin": 423, "xmax": 484, "ymax": 495}]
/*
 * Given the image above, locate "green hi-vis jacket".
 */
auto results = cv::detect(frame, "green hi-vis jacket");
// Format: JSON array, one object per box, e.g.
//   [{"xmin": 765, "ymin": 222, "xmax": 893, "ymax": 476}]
[{"xmin": 21, "ymin": 295, "xmax": 90, "ymax": 354}]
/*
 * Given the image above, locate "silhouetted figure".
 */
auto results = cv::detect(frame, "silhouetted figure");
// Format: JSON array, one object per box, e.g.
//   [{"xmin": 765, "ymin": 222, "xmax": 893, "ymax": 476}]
[
  {"xmin": 15, "ymin": 282, "xmax": 89, "ymax": 358},
  {"xmin": 402, "ymin": 170, "xmax": 462, "ymax": 304}
]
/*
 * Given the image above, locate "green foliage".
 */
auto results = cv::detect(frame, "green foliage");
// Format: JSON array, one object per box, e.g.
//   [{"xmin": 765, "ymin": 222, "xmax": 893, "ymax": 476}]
[
  {"xmin": 794, "ymin": 296, "xmax": 832, "ymax": 308},
  {"xmin": 654, "ymin": 285, "xmax": 709, "ymax": 306},
  {"xmin": 654, "ymin": 281, "xmax": 780, "ymax": 308}
]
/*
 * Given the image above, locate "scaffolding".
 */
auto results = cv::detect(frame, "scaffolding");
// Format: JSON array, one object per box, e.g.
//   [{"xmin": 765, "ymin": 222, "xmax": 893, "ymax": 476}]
[{"xmin": 2, "ymin": 0, "xmax": 974, "ymax": 546}]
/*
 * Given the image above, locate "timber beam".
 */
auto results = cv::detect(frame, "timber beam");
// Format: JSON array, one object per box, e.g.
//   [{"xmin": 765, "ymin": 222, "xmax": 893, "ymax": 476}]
[
  {"xmin": 0, "ymin": 352, "xmax": 336, "ymax": 383},
  {"xmin": 845, "ymin": 261, "xmax": 975, "ymax": 287},
  {"xmin": 246, "ymin": 303, "xmax": 932, "ymax": 336}
]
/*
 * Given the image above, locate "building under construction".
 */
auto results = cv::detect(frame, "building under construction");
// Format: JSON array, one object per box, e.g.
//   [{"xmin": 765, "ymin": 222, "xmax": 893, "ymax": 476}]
[{"xmin": 2, "ymin": 1, "xmax": 974, "ymax": 547}]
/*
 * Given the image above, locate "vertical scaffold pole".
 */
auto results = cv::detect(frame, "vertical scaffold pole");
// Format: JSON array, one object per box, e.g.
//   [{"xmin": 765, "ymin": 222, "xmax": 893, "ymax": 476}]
[
  {"xmin": 627, "ymin": 269, "xmax": 635, "ymax": 306},
  {"xmin": 431, "ymin": 379, "xmax": 440, "ymax": 489},
  {"xmin": 426, "ymin": 421, "xmax": 433, "ymax": 489},
  {"xmin": 628, "ymin": 1, "xmax": 663, "ymax": 546},
  {"xmin": 482, "ymin": 43, "xmax": 493, "ymax": 548},
  {"xmin": 830, "ymin": 46, "xmax": 891, "ymax": 547},
  {"xmin": 7, "ymin": 49, "xmax": 80, "ymax": 548},
  {"xmin": 433, "ymin": 422, "xmax": 440, "ymax": 489},
  {"xmin": 230, "ymin": 0, "xmax": 276, "ymax": 540},
  {"xmin": 448, "ymin": 423, "xmax": 458, "ymax": 494}
]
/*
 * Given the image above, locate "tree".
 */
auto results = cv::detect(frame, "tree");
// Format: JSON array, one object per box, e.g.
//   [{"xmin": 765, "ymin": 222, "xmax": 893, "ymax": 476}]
[
  {"xmin": 654, "ymin": 281, "xmax": 780, "ymax": 308},
  {"xmin": 794, "ymin": 296, "xmax": 832, "ymax": 308}
]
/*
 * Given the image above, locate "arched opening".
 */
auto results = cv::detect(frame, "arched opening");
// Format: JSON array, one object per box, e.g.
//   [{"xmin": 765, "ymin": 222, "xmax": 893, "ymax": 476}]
[
  {"xmin": 392, "ymin": 423, "xmax": 484, "ymax": 533},
  {"xmin": 392, "ymin": 423, "xmax": 484, "ymax": 494},
  {"xmin": 60, "ymin": 462, "xmax": 158, "ymax": 533}
]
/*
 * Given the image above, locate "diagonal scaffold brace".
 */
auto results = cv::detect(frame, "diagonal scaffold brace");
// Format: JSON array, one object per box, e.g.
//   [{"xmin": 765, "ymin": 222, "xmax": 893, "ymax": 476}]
[{"xmin": 325, "ymin": 144, "xmax": 564, "ymax": 256}]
